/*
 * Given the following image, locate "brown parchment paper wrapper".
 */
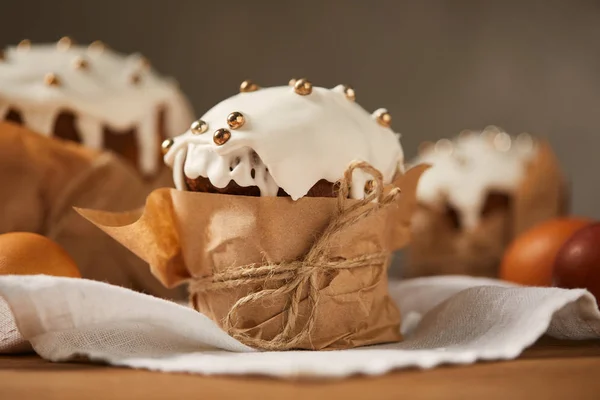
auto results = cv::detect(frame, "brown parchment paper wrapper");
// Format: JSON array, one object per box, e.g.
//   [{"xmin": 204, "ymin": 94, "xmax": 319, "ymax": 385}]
[
  {"xmin": 0, "ymin": 121, "xmax": 184, "ymax": 299},
  {"xmin": 77, "ymin": 165, "xmax": 428, "ymax": 350},
  {"xmin": 405, "ymin": 141, "xmax": 567, "ymax": 278}
]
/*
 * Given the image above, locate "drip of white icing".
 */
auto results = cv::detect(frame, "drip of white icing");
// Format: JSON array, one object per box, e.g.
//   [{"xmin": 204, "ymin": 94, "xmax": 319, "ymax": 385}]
[
  {"xmin": 173, "ymin": 149, "xmax": 188, "ymax": 191},
  {"xmin": 0, "ymin": 44, "xmax": 195, "ymax": 175},
  {"xmin": 136, "ymin": 107, "xmax": 159, "ymax": 176},
  {"xmin": 164, "ymin": 84, "xmax": 404, "ymax": 200},
  {"xmin": 410, "ymin": 132, "xmax": 538, "ymax": 230},
  {"xmin": 76, "ymin": 115, "xmax": 103, "ymax": 149},
  {"xmin": 23, "ymin": 109, "xmax": 56, "ymax": 137}
]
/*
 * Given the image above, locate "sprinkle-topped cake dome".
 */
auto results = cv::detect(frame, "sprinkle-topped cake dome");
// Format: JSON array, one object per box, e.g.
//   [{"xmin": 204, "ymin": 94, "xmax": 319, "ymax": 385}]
[
  {"xmin": 163, "ymin": 79, "xmax": 404, "ymax": 200},
  {"xmin": 0, "ymin": 37, "xmax": 194, "ymax": 176}
]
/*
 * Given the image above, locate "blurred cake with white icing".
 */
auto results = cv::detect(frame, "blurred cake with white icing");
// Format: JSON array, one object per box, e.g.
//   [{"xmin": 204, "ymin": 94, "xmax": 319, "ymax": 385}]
[
  {"xmin": 414, "ymin": 129, "xmax": 538, "ymax": 230},
  {"xmin": 0, "ymin": 37, "xmax": 194, "ymax": 177},
  {"xmin": 163, "ymin": 78, "xmax": 404, "ymax": 200},
  {"xmin": 404, "ymin": 126, "xmax": 567, "ymax": 278}
]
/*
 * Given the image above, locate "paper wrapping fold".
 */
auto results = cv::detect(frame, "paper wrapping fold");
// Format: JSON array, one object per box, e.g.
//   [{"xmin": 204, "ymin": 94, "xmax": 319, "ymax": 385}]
[
  {"xmin": 0, "ymin": 121, "xmax": 184, "ymax": 299},
  {"xmin": 405, "ymin": 141, "xmax": 567, "ymax": 278},
  {"xmin": 77, "ymin": 165, "xmax": 427, "ymax": 350}
]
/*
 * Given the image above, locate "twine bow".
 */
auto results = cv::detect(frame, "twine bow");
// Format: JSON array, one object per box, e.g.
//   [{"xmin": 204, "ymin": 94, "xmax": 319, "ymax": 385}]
[{"xmin": 189, "ymin": 161, "xmax": 401, "ymax": 350}]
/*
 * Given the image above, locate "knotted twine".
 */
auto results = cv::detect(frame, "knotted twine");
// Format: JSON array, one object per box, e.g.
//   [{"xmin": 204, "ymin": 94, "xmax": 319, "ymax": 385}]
[{"xmin": 189, "ymin": 161, "xmax": 402, "ymax": 350}]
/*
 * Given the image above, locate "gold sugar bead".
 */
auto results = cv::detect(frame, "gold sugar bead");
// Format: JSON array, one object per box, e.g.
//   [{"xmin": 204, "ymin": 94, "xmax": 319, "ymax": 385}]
[
  {"xmin": 493, "ymin": 132, "xmax": 512, "ymax": 152},
  {"xmin": 57, "ymin": 36, "xmax": 74, "ymax": 51},
  {"xmin": 226, "ymin": 111, "xmax": 245, "ymax": 130},
  {"xmin": 288, "ymin": 78, "xmax": 297, "ymax": 87},
  {"xmin": 343, "ymin": 85, "xmax": 356, "ymax": 101},
  {"xmin": 72, "ymin": 56, "xmax": 89, "ymax": 70},
  {"xmin": 129, "ymin": 73, "xmax": 142, "ymax": 85},
  {"xmin": 44, "ymin": 73, "xmax": 61, "ymax": 87},
  {"xmin": 88, "ymin": 40, "xmax": 106, "ymax": 54},
  {"xmin": 482, "ymin": 125, "xmax": 503, "ymax": 134},
  {"xmin": 0, "ymin": 49, "xmax": 5, "ymax": 61},
  {"xmin": 434, "ymin": 138, "xmax": 454, "ymax": 155},
  {"xmin": 373, "ymin": 108, "xmax": 392, "ymax": 128},
  {"xmin": 17, "ymin": 39, "xmax": 31, "ymax": 51},
  {"xmin": 294, "ymin": 78, "xmax": 312, "ymax": 95},
  {"xmin": 364, "ymin": 180, "xmax": 376, "ymax": 194},
  {"xmin": 214, "ymin": 128, "xmax": 232, "ymax": 146},
  {"xmin": 418, "ymin": 141, "xmax": 435, "ymax": 154},
  {"xmin": 190, "ymin": 119, "xmax": 208, "ymax": 134},
  {"xmin": 481, "ymin": 126, "xmax": 503, "ymax": 143},
  {"xmin": 161, "ymin": 138, "xmax": 174, "ymax": 155},
  {"xmin": 240, "ymin": 79, "xmax": 259, "ymax": 93}
]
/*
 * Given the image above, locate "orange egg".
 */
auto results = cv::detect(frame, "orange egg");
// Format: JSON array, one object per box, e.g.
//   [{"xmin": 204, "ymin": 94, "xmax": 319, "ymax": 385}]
[
  {"xmin": 0, "ymin": 232, "xmax": 81, "ymax": 278},
  {"xmin": 499, "ymin": 218, "xmax": 592, "ymax": 286}
]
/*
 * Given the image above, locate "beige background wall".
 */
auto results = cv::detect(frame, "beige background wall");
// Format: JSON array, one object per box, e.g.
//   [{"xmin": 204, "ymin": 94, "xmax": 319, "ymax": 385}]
[{"xmin": 2, "ymin": 0, "xmax": 599, "ymax": 218}]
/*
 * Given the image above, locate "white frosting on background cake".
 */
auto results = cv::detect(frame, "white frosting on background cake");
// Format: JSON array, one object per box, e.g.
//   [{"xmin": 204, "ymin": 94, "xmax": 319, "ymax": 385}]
[
  {"xmin": 411, "ymin": 130, "xmax": 538, "ymax": 229},
  {"xmin": 164, "ymin": 84, "xmax": 404, "ymax": 200},
  {"xmin": 0, "ymin": 42, "xmax": 194, "ymax": 175}
]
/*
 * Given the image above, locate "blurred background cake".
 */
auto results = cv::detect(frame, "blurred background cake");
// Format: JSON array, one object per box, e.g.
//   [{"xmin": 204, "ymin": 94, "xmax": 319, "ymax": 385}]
[
  {"xmin": 0, "ymin": 121, "xmax": 183, "ymax": 298},
  {"xmin": 403, "ymin": 126, "xmax": 567, "ymax": 278},
  {"xmin": 164, "ymin": 79, "xmax": 404, "ymax": 200},
  {"xmin": 0, "ymin": 37, "xmax": 194, "ymax": 298},
  {"xmin": 0, "ymin": 37, "xmax": 194, "ymax": 178}
]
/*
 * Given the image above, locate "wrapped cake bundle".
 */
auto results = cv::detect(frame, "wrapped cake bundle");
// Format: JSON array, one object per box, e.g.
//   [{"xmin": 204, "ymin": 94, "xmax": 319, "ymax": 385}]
[
  {"xmin": 404, "ymin": 127, "xmax": 567, "ymax": 278},
  {"xmin": 0, "ymin": 38, "xmax": 195, "ymax": 297},
  {"xmin": 79, "ymin": 79, "xmax": 427, "ymax": 350}
]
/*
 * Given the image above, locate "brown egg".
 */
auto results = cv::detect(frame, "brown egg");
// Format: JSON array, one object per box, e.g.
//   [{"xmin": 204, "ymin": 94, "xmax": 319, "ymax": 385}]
[
  {"xmin": 0, "ymin": 232, "xmax": 81, "ymax": 278},
  {"xmin": 499, "ymin": 218, "xmax": 592, "ymax": 286},
  {"xmin": 554, "ymin": 222, "xmax": 600, "ymax": 300}
]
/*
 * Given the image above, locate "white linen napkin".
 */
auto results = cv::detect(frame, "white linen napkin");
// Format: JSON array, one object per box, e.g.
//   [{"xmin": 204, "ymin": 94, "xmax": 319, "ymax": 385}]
[{"xmin": 1, "ymin": 275, "xmax": 599, "ymax": 378}]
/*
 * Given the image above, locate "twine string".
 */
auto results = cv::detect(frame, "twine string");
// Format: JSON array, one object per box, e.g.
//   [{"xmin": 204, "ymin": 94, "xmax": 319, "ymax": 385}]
[{"xmin": 189, "ymin": 161, "xmax": 401, "ymax": 350}]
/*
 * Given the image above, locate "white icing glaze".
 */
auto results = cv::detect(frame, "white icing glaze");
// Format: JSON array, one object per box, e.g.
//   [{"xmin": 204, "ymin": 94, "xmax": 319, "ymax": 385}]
[
  {"xmin": 0, "ymin": 43, "xmax": 195, "ymax": 175},
  {"xmin": 76, "ymin": 115, "xmax": 103, "ymax": 149},
  {"xmin": 164, "ymin": 84, "xmax": 404, "ymax": 200},
  {"xmin": 411, "ymin": 131, "xmax": 538, "ymax": 229},
  {"xmin": 136, "ymin": 107, "xmax": 159, "ymax": 175}
]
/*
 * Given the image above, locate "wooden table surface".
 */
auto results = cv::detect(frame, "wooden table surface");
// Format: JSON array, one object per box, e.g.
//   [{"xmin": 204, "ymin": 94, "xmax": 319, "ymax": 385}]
[{"xmin": 1, "ymin": 338, "xmax": 600, "ymax": 400}]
